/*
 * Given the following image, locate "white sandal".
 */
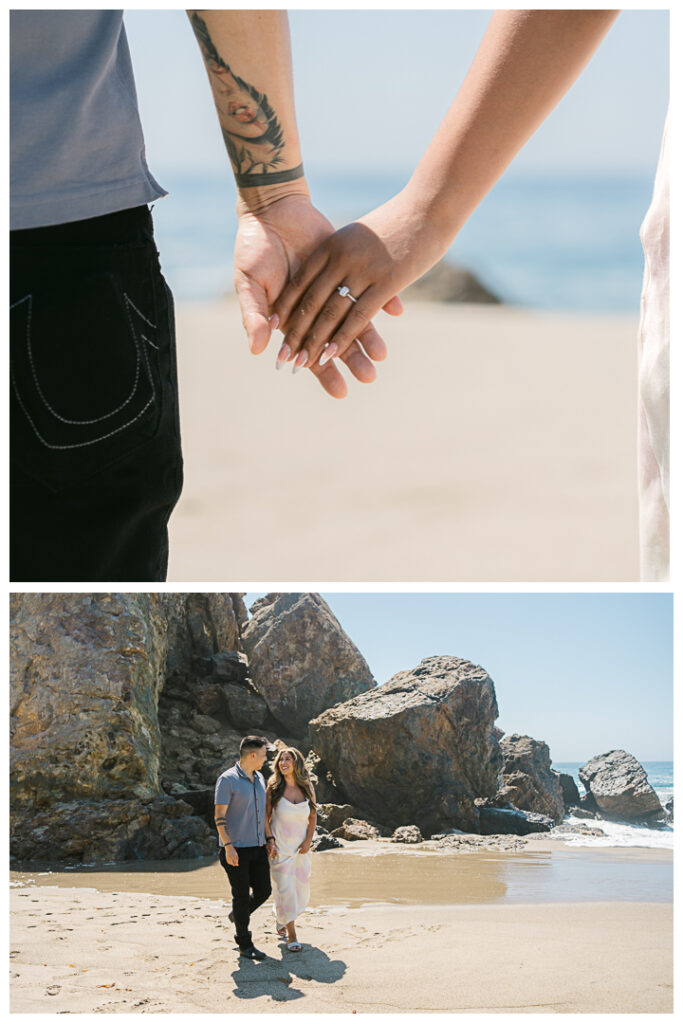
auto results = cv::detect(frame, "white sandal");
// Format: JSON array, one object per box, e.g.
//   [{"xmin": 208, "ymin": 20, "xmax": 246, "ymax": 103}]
[{"xmin": 287, "ymin": 941, "xmax": 302, "ymax": 952}]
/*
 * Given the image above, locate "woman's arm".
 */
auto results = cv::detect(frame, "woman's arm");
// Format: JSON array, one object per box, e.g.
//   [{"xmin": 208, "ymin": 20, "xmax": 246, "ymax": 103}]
[
  {"xmin": 273, "ymin": 9, "xmax": 619, "ymax": 369},
  {"xmin": 265, "ymin": 790, "xmax": 278, "ymax": 858},
  {"xmin": 299, "ymin": 789, "xmax": 317, "ymax": 853}
]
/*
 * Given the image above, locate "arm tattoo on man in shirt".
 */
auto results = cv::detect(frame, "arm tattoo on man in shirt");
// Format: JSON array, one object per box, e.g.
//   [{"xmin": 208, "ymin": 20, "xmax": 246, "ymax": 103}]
[{"xmin": 190, "ymin": 11, "xmax": 304, "ymax": 187}]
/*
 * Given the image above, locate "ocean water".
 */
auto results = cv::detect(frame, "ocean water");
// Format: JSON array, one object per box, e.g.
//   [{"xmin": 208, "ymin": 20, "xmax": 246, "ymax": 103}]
[
  {"xmin": 150, "ymin": 170, "xmax": 653, "ymax": 312},
  {"xmin": 553, "ymin": 761, "xmax": 673, "ymax": 849}
]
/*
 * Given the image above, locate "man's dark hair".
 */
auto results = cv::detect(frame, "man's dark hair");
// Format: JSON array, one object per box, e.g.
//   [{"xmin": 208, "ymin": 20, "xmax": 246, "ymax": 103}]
[{"xmin": 240, "ymin": 735, "xmax": 268, "ymax": 754}]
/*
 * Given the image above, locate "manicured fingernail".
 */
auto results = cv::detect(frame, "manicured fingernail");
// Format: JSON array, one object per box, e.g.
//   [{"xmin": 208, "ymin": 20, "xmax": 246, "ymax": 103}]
[
  {"xmin": 319, "ymin": 343, "xmax": 338, "ymax": 367},
  {"xmin": 292, "ymin": 351, "xmax": 308, "ymax": 374},
  {"xmin": 269, "ymin": 313, "xmax": 280, "ymax": 331},
  {"xmin": 276, "ymin": 342, "xmax": 290, "ymax": 369}
]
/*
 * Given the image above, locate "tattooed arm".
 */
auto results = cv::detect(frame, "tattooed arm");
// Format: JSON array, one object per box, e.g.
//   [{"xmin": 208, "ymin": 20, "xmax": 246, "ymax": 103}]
[
  {"xmin": 188, "ymin": 10, "xmax": 401, "ymax": 398},
  {"xmin": 272, "ymin": 10, "xmax": 619, "ymax": 371}
]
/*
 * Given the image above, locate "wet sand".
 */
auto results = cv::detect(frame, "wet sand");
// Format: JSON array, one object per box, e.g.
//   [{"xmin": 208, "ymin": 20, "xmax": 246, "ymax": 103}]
[
  {"xmin": 11, "ymin": 838, "xmax": 673, "ymax": 907},
  {"xmin": 10, "ymin": 842, "xmax": 672, "ymax": 1013},
  {"xmin": 168, "ymin": 299, "xmax": 639, "ymax": 582}
]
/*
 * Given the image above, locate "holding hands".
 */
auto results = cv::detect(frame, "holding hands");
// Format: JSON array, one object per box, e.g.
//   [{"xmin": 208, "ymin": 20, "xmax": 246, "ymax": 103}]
[
  {"xmin": 234, "ymin": 193, "xmax": 404, "ymax": 398},
  {"xmin": 271, "ymin": 191, "xmax": 449, "ymax": 376}
]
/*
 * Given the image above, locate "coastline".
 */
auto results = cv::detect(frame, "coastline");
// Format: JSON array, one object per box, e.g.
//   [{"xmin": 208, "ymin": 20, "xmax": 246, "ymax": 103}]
[
  {"xmin": 167, "ymin": 298, "xmax": 639, "ymax": 582},
  {"xmin": 11, "ymin": 841, "xmax": 672, "ymax": 1013}
]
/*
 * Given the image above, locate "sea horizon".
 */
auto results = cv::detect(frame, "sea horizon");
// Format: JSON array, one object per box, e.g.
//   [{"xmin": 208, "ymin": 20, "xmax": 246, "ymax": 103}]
[{"xmin": 151, "ymin": 168, "xmax": 653, "ymax": 314}]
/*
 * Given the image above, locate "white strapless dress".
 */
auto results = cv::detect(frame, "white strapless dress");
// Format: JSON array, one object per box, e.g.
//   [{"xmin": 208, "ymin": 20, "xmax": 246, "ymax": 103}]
[{"xmin": 270, "ymin": 796, "xmax": 312, "ymax": 927}]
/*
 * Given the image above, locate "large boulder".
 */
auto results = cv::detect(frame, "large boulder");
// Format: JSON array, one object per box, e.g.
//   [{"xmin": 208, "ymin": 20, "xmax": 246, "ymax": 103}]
[
  {"xmin": 579, "ymin": 750, "xmax": 664, "ymax": 821},
  {"xmin": 241, "ymin": 593, "xmax": 375, "ymax": 735},
  {"xmin": 310, "ymin": 655, "xmax": 503, "ymax": 835},
  {"xmin": 498, "ymin": 734, "xmax": 565, "ymax": 823}
]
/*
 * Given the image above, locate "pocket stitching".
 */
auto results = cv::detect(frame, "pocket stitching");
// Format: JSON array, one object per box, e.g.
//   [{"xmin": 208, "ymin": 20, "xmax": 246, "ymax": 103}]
[{"xmin": 10, "ymin": 292, "xmax": 159, "ymax": 451}]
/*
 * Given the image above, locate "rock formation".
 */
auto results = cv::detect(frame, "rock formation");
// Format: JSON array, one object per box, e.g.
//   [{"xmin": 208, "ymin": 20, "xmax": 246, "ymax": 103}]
[
  {"xmin": 10, "ymin": 593, "xmax": 216, "ymax": 863},
  {"xmin": 498, "ymin": 734, "xmax": 565, "ymax": 823},
  {"xmin": 558, "ymin": 772, "xmax": 581, "ymax": 809},
  {"xmin": 391, "ymin": 825, "xmax": 423, "ymax": 844},
  {"xmin": 309, "ymin": 655, "xmax": 503, "ymax": 835},
  {"xmin": 10, "ymin": 591, "xmax": 379, "ymax": 865},
  {"xmin": 479, "ymin": 806, "xmax": 554, "ymax": 835},
  {"xmin": 241, "ymin": 593, "xmax": 375, "ymax": 736},
  {"xmin": 579, "ymin": 750, "xmax": 664, "ymax": 821},
  {"xmin": 402, "ymin": 258, "xmax": 501, "ymax": 304}
]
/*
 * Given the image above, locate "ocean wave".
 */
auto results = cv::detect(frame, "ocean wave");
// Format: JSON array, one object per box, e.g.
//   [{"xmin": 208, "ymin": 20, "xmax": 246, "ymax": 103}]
[{"xmin": 558, "ymin": 814, "xmax": 673, "ymax": 849}]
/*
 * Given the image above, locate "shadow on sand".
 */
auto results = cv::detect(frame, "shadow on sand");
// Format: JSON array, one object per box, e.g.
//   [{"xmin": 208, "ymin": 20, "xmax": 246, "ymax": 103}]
[{"xmin": 231, "ymin": 943, "xmax": 346, "ymax": 1003}]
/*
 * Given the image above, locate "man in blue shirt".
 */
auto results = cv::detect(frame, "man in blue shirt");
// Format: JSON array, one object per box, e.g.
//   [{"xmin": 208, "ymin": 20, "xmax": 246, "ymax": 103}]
[{"xmin": 214, "ymin": 735, "xmax": 276, "ymax": 960}]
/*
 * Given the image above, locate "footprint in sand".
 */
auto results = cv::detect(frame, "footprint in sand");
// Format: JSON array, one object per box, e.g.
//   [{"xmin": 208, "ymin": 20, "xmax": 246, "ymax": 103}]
[
  {"xmin": 10, "ymin": 950, "xmax": 20, "ymax": 958},
  {"xmin": 46, "ymin": 985, "xmax": 61, "ymax": 996}
]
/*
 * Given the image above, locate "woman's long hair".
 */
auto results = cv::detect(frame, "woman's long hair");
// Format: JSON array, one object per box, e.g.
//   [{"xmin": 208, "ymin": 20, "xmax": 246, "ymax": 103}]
[{"xmin": 267, "ymin": 747, "xmax": 316, "ymax": 810}]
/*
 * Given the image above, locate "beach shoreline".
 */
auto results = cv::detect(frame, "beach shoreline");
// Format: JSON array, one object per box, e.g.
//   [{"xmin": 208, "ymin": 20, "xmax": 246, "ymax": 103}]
[{"xmin": 10, "ymin": 841, "xmax": 672, "ymax": 1013}]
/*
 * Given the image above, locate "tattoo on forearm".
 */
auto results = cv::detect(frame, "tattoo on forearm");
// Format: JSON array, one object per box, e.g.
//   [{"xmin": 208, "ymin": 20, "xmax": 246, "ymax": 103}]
[{"xmin": 190, "ymin": 11, "xmax": 304, "ymax": 187}]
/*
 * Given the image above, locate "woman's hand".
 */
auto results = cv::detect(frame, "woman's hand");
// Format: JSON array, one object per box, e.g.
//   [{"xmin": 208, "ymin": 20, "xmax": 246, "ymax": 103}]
[
  {"xmin": 234, "ymin": 193, "xmax": 402, "ymax": 397},
  {"xmin": 298, "ymin": 839, "xmax": 312, "ymax": 854},
  {"xmin": 272, "ymin": 191, "xmax": 450, "ymax": 371}
]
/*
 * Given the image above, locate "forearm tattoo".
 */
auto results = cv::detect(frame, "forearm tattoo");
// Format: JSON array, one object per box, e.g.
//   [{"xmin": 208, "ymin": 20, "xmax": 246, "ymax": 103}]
[{"xmin": 190, "ymin": 11, "xmax": 304, "ymax": 187}]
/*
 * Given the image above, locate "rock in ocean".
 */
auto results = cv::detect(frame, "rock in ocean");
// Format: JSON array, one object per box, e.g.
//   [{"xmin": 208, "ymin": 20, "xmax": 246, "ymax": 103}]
[{"xmin": 579, "ymin": 749, "xmax": 664, "ymax": 821}]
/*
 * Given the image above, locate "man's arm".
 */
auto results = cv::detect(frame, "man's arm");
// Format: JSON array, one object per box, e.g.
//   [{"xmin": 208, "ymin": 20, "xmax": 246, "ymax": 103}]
[
  {"xmin": 214, "ymin": 801, "xmax": 238, "ymax": 865},
  {"xmin": 188, "ymin": 10, "xmax": 307, "ymax": 205},
  {"xmin": 187, "ymin": 9, "xmax": 401, "ymax": 397}
]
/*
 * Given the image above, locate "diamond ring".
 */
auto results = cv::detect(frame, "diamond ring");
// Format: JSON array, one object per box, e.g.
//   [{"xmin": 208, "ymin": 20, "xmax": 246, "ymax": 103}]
[{"xmin": 337, "ymin": 285, "xmax": 358, "ymax": 303}]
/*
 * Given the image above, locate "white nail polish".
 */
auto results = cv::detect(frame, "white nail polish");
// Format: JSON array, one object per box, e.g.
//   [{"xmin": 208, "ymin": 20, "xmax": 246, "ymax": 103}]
[
  {"xmin": 319, "ymin": 343, "xmax": 338, "ymax": 367},
  {"xmin": 276, "ymin": 342, "xmax": 291, "ymax": 369}
]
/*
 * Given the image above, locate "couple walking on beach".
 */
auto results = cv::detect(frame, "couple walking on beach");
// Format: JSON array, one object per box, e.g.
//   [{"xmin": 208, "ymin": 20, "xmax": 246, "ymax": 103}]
[
  {"xmin": 214, "ymin": 736, "xmax": 317, "ymax": 960},
  {"xmin": 10, "ymin": 10, "xmax": 668, "ymax": 583}
]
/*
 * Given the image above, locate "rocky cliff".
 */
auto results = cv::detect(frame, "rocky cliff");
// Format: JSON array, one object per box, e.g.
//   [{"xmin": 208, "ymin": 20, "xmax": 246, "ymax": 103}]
[{"xmin": 10, "ymin": 592, "xmax": 376, "ymax": 865}]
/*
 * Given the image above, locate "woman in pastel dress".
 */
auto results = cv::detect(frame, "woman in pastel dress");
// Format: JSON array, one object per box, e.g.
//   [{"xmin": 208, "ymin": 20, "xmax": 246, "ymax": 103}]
[{"xmin": 266, "ymin": 747, "xmax": 317, "ymax": 952}]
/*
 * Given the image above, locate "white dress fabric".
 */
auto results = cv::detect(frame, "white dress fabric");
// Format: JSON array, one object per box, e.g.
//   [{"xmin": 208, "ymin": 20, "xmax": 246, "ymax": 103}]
[
  {"xmin": 270, "ymin": 796, "xmax": 312, "ymax": 927},
  {"xmin": 638, "ymin": 113, "xmax": 669, "ymax": 581}
]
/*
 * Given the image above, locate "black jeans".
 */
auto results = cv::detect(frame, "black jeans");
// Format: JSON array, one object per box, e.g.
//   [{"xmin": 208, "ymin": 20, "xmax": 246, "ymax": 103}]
[
  {"xmin": 10, "ymin": 205, "xmax": 183, "ymax": 582},
  {"xmin": 219, "ymin": 845, "xmax": 272, "ymax": 949}
]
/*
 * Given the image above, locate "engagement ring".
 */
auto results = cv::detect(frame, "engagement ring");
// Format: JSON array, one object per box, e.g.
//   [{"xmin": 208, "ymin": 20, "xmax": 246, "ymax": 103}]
[{"xmin": 337, "ymin": 285, "xmax": 357, "ymax": 303}]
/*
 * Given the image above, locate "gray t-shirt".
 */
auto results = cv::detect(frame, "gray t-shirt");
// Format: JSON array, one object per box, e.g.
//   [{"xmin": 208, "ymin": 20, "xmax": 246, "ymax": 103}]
[
  {"xmin": 10, "ymin": 10, "xmax": 167, "ymax": 230},
  {"xmin": 214, "ymin": 763, "xmax": 267, "ymax": 848}
]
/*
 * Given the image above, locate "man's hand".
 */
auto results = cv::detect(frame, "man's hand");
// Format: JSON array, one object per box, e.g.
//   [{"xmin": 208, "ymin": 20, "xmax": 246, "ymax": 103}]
[
  {"xmin": 234, "ymin": 193, "xmax": 403, "ymax": 399},
  {"xmin": 224, "ymin": 843, "xmax": 239, "ymax": 867},
  {"xmin": 267, "ymin": 841, "xmax": 279, "ymax": 859}
]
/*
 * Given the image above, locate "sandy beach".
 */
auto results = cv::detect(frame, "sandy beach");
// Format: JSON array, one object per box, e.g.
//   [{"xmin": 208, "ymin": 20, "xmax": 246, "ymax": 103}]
[
  {"xmin": 11, "ymin": 840, "xmax": 672, "ymax": 1013},
  {"xmin": 168, "ymin": 298, "xmax": 639, "ymax": 582}
]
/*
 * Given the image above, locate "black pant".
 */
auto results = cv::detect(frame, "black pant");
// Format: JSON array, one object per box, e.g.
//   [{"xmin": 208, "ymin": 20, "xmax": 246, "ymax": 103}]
[
  {"xmin": 219, "ymin": 845, "xmax": 272, "ymax": 949},
  {"xmin": 10, "ymin": 205, "xmax": 183, "ymax": 582}
]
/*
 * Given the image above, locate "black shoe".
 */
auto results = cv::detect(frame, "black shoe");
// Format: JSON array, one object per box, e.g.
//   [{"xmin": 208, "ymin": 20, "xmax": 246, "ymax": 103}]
[{"xmin": 240, "ymin": 944, "xmax": 266, "ymax": 960}]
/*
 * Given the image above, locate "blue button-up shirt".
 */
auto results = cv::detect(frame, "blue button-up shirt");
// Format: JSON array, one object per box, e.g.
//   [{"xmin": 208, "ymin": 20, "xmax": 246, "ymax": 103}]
[{"xmin": 214, "ymin": 762, "xmax": 267, "ymax": 848}]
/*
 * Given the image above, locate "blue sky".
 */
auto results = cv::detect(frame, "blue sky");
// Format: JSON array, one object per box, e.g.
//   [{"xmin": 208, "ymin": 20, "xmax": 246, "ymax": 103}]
[
  {"xmin": 244, "ymin": 593, "xmax": 673, "ymax": 763},
  {"xmin": 126, "ymin": 9, "xmax": 669, "ymax": 180}
]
